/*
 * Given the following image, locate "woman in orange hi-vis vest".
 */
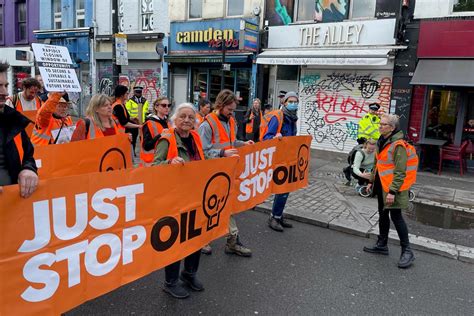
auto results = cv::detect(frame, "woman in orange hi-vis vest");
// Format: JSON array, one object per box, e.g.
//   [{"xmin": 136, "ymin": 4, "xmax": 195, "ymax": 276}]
[
  {"xmin": 71, "ymin": 94, "xmax": 122, "ymax": 141},
  {"xmin": 244, "ymin": 98, "xmax": 262, "ymax": 142},
  {"xmin": 30, "ymin": 92, "xmax": 74, "ymax": 146},
  {"xmin": 364, "ymin": 114, "xmax": 418, "ymax": 269},
  {"xmin": 153, "ymin": 103, "xmax": 205, "ymax": 299},
  {"xmin": 139, "ymin": 96, "xmax": 171, "ymax": 166},
  {"xmin": 195, "ymin": 98, "xmax": 211, "ymax": 128}
]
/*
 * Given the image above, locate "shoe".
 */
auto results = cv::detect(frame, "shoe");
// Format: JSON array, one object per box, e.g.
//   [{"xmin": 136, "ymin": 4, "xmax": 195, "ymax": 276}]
[
  {"xmin": 163, "ymin": 282, "xmax": 190, "ymax": 299},
  {"xmin": 268, "ymin": 217, "xmax": 284, "ymax": 232},
  {"xmin": 180, "ymin": 272, "xmax": 204, "ymax": 291},
  {"xmin": 398, "ymin": 248, "xmax": 415, "ymax": 269},
  {"xmin": 363, "ymin": 237, "xmax": 389, "ymax": 255},
  {"xmin": 278, "ymin": 217, "xmax": 293, "ymax": 228},
  {"xmin": 201, "ymin": 244, "xmax": 212, "ymax": 255},
  {"xmin": 225, "ymin": 235, "xmax": 252, "ymax": 257}
]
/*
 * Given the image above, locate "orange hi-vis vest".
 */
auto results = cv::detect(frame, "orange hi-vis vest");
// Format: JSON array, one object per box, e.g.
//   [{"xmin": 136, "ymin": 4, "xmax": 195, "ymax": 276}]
[
  {"xmin": 205, "ymin": 112, "xmax": 236, "ymax": 150},
  {"xmin": 259, "ymin": 109, "xmax": 283, "ymax": 141},
  {"xmin": 196, "ymin": 113, "xmax": 205, "ymax": 125},
  {"xmin": 112, "ymin": 100, "xmax": 127, "ymax": 132},
  {"xmin": 376, "ymin": 139, "xmax": 418, "ymax": 193},
  {"xmin": 31, "ymin": 116, "xmax": 73, "ymax": 146},
  {"xmin": 12, "ymin": 94, "xmax": 42, "ymax": 112},
  {"xmin": 140, "ymin": 120, "xmax": 165, "ymax": 166},
  {"xmin": 85, "ymin": 118, "xmax": 120, "ymax": 139},
  {"xmin": 160, "ymin": 128, "xmax": 204, "ymax": 161},
  {"xmin": 13, "ymin": 133, "xmax": 24, "ymax": 163},
  {"xmin": 246, "ymin": 110, "xmax": 262, "ymax": 134}
]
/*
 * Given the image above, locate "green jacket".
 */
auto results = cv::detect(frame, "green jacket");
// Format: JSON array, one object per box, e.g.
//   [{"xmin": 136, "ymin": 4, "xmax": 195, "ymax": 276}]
[
  {"xmin": 152, "ymin": 130, "xmax": 207, "ymax": 165},
  {"xmin": 371, "ymin": 130, "xmax": 409, "ymax": 210},
  {"xmin": 125, "ymin": 97, "xmax": 149, "ymax": 123},
  {"xmin": 358, "ymin": 113, "xmax": 380, "ymax": 140}
]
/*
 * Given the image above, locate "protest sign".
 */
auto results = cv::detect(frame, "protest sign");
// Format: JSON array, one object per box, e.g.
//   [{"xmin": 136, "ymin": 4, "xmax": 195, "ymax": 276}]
[
  {"xmin": 34, "ymin": 134, "xmax": 132, "ymax": 179},
  {"xmin": 31, "ymin": 43, "xmax": 82, "ymax": 92}
]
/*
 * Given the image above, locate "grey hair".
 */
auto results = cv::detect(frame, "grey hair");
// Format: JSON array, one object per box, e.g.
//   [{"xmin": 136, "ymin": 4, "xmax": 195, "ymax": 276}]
[
  {"xmin": 381, "ymin": 113, "xmax": 400, "ymax": 129},
  {"xmin": 170, "ymin": 102, "xmax": 196, "ymax": 122}
]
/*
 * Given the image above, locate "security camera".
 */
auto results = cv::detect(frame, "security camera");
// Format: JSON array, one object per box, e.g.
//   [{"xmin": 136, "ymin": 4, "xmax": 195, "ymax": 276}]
[{"xmin": 264, "ymin": 26, "xmax": 269, "ymax": 31}]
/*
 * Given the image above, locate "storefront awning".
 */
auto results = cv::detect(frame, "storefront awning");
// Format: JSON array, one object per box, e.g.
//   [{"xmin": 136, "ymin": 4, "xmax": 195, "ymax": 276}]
[
  {"xmin": 164, "ymin": 54, "xmax": 251, "ymax": 63},
  {"xmin": 256, "ymin": 48, "xmax": 393, "ymax": 66},
  {"xmin": 411, "ymin": 59, "xmax": 474, "ymax": 87}
]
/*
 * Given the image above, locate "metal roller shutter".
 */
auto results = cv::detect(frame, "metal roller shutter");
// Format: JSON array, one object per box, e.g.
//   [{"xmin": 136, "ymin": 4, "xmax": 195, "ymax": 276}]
[{"xmin": 298, "ymin": 68, "xmax": 393, "ymax": 153}]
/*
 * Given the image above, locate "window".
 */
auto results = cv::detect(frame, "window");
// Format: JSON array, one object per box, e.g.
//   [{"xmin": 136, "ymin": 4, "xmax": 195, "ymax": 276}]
[
  {"xmin": 227, "ymin": 0, "xmax": 244, "ymax": 16},
  {"xmin": 424, "ymin": 89, "xmax": 459, "ymax": 141},
  {"xmin": 189, "ymin": 0, "xmax": 202, "ymax": 19},
  {"xmin": 297, "ymin": 0, "xmax": 316, "ymax": 21},
  {"xmin": 53, "ymin": 0, "xmax": 62, "ymax": 29},
  {"xmin": 297, "ymin": 0, "xmax": 350, "ymax": 22},
  {"xmin": 16, "ymin": 1, "xmax": 27, "ymax": 42},
  {"xmin": 453, "ymin": 0, "xmax": 474, "ymax": 13},
  {"xmin": 76, "ymin": 0, "xmax": 85, "ymax": 28},
  {"xmin": 141, "ymin": 0, "xmax": 153, "ymax": 31},
  {"xmin": 0, "ymin": 3, "xmax": 4, "ymax": 44},
  {"xmin": 351, "ymin": 0, "xmax": 375, "ymax": 19}
]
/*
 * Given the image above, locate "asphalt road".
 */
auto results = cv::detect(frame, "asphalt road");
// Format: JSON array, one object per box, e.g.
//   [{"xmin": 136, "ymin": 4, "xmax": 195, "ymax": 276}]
[{"xmin": 68, "ymin": 211, "xmax": 474, "ymax": 315}]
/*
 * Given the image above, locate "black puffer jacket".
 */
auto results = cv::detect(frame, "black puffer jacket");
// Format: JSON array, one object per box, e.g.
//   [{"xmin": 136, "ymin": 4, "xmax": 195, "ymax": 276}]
[{"xmin": 0, "ymin": 106, "xmax": 37, "ymax": 184}]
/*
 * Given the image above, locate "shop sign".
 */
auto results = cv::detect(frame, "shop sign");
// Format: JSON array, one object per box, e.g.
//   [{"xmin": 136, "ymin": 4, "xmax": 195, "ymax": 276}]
[
  {"xmin": 268, "ymin": 19, "xmax": 396, "ymax": 49},
  {"xmin": 176, "ymin": 28, "xmax": 234, "ymax": 43}
]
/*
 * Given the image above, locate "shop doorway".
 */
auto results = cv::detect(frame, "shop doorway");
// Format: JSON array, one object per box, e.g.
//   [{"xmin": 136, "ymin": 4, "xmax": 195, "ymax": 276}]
[{"xmin": 172, "ymin": 75, "xmax": 188, "ymax": 106}]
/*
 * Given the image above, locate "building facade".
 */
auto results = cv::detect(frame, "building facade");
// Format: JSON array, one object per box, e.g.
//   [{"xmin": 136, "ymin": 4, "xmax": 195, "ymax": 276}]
[{"xmin": 0, "ymin": 0, "xmax": 39, "ymax": 96}]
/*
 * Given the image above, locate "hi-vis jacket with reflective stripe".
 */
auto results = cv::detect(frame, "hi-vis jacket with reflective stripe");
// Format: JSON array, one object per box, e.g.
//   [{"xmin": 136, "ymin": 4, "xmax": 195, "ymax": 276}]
[
  {"xmin": 260, "ymin": 110, "xmax": 283, "ymax": 141},
  {"xmin": 159, "ymin": 128, "xmax": 204, "ymax": 161},
  {"xmin": 125, "ymin": 97, "xmax": 149, "ymax": 123},
  {"xmin": 205, "ymin": 112, "xmax": 236, "ymax": 150},
  {"xmin": 357, "ymin": 113, "xmax": 380, "ymax": 140},
  {"xmin": 140, "ymin": 119, "xmax": 165, "ymax": 166},
  {"xmin": 85, "ymin": 118, "xmax": 120, "ymax": 139}
]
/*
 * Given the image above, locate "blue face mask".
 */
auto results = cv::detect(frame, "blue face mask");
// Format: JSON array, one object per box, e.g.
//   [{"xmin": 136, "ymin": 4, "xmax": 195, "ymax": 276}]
[{"xmin": 287, "ymin": 102, "xmax": 298, "ymax": 111}]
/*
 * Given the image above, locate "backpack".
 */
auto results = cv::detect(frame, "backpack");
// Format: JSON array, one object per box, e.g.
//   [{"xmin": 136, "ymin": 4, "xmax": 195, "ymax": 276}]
[{"xmin": 347, "ymin": 144, "xmax": 365, "ymax": 165}]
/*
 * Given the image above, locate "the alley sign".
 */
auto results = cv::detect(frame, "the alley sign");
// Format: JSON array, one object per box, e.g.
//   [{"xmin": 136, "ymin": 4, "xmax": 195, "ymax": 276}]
[{"xmin": 31, "ymin": 43, "xmax": 81, "ymax": 92}]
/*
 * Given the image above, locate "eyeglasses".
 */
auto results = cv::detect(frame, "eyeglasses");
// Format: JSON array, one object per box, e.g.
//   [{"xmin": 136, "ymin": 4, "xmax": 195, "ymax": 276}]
[{"xmin": 158, "ymin": 103, "xmax": 172, "ymax": 108}]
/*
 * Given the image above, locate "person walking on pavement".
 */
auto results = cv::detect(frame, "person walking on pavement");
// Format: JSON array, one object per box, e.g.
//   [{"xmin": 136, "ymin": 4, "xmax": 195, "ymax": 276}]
[
  {"xmin": 126, "ymin": 86, "xmax": 149, "ymax": 154},
  {"xmin": 6, "ymin": 77, "xmax": 42, "ymax": 112},
  {"xmin": 153, "ymin": 103, "xmax": 205, "ymax": 299},
  {"xmin": 261, "ymin": 91, "xmax": 298, "ymax": 232},
  {"xmin": 30, "ymin": 92, "xmax": 74, "ymax": 146},
  {"xmin": 363, "ymin": 114, "xmax": 417, "ymax": 269},
  {"xmin": 198, "ymin": 89, "xmax": 254, "ymax": 257},
  {"xmin": 139, "ymin": 96, "xmax": 170, "ymax": 166},
  {"xmin": 0, "ymin": 61, "xmax": 38, "ymax": 198},
  {"xmin": 357, "ymin": 103, "xmax": 381, "ymax": 144},
  {"xmin": 244, "ymin": 98, "xmax": 263, "ymax": 142}
]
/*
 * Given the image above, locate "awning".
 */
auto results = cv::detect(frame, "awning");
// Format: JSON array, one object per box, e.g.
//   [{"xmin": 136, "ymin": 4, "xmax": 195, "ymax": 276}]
[
  {"xmin": 256, "ymin": 48, "xmax": 393, "ymax": 66},
  {"xmin": 411, "ymin": 59, "xmax": 474, "ymax": 87},
  {"xmin": 164, "ymin": 54, "xmax": 250, "ymax": 63}
]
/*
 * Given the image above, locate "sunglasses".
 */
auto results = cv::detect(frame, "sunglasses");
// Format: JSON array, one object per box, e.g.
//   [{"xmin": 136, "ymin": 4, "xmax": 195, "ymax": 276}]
[{"xmin": 157, "ymin": 103, "xmax": 172, "ymax": 108}]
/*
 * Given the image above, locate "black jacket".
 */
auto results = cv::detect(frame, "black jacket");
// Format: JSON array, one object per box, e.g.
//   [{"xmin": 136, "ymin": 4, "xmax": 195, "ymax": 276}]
[
  {"xmin": 0, "ymin": 106, "xmax": 37, "ymax": 183},
  {"xmin": 142, "ymin": 115, "xmax": 168, "ymax": 151}
]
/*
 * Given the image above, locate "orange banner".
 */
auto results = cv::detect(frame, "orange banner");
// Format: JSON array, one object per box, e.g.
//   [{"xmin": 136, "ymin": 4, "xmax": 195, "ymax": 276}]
[
  {"xmin": 22, "ymin": 110, "xmax": 37, "ymax": 137},
  {"xmin": 34, "ymin": 134, "xmax": 132, "ymax": 179}
]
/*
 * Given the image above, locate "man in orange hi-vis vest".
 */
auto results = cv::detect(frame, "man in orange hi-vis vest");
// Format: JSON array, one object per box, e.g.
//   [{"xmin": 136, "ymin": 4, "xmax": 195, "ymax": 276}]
[
  {"xmin": 6, "ymin": 77, "xmax": 42, "ymax": 112},
  {"xmin": 0, "ymin": 61, "xmax": 38, "ymax": 198},
  {"xmin": 198, "ymin": 89, "xmax": 254, "ymax": 257},
  {"xmin": 364, "ymin": 114, "xmax": 418, "ymax": 269}
]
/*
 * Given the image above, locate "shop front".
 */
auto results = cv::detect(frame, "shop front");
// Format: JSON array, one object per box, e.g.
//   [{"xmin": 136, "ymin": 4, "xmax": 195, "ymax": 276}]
[
  {"xmin": 165, "ymin": 18, "xmax": 259, "ymax": 114},
  {"xmin": 257, "ymin": 19, "xmax": 403, "ymax": 153},
  {"xmin": 0, "ymin": 47, "xmax": 35, "ymax": 96},
  {"xmin": 410, "ymin": 20, "xmax": 474, "ymax": 171}
]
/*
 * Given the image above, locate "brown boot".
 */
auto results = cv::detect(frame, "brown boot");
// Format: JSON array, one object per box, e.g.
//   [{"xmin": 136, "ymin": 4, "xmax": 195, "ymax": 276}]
[{"xmin": 225, "ymin": 235, "xmax": 252, "ymax": 257}]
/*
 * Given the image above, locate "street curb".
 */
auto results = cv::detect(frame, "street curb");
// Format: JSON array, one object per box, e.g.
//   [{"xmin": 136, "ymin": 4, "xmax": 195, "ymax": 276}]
[{"xmin": 254, "ymin": 206, "xmax": 474, "ymax": 264}]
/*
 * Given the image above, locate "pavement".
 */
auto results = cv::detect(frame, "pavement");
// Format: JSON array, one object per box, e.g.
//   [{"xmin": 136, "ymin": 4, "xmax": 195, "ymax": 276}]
[{"xmin": 256, "ymin": 149, "xmax": 474, "ymax": 264}]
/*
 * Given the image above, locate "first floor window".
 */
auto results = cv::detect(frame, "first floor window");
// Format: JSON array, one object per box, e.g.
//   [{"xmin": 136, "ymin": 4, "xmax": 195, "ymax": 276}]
[
  {"xmin": 227, "ymin": 0, "xmax": 244, "ymax": 16},
  {"xmin": 453, "ymin": 0, "xmax": 474, "ymax": 13},
  {"xmin": 16, "ymin": 1, "xmax": 27, "ymax": 41},
  {"xmin": 189, "ymin": 0, "xmax": 202, "ymax": 19}
]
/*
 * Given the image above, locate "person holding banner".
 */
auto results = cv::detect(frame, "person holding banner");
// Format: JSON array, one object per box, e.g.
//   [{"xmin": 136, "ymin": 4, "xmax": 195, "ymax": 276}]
[
  {"xmin": 30, "ymin": 92, "xmax": 74, "ymax": 146},
  {"xmin": 198, "ymin": 89, "xmax": 253, "ymax": 257},
  {"xmin": 6, "ymin": 77, "xmax": 42, "ymax": 112},
  {"xmin": 153, "ymin": 103, "xmax": 205, "ymax": 299},
  {"xmin": 262, "ymin": 91, "xmax": 299, "ymax": 232},
  {"xmin": 71, "ymin": 94, "xmax": 121, "ymax": 141},
  {"xmin": 0, "ymin": 61, "xmax": 38, "ymax": 198},
  {"xmin": 139, "ymin": 96, "xmax": 170, "ymax": 166}
]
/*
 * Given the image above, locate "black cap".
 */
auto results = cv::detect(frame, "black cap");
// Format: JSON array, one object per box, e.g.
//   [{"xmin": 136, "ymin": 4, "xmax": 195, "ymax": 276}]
[
  {"xmin": 369, "ymin": 103, "xmax": 380, "ymax": 111},
  {"xmin": 134, "ymin": 86, "xmax": 143, "ymax": 92},
  {"xmin": 278, "ymin": 90, "xmax": 287, "ymax": 98}
]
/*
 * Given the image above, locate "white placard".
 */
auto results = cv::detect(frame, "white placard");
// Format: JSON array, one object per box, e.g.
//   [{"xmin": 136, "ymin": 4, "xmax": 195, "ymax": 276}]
[
  {"xmin": 31, "ymin": 43, "xmax": 82, "ymax": 93},
  {"xmin": 51, "ymin": 126, "xmax": 76, "ymax": 144}
]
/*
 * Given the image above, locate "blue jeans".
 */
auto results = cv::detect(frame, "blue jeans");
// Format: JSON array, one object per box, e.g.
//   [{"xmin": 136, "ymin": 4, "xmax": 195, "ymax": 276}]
[{"xmin": 271, "ymin": 193, "xmax": 290, "ymax": 218}]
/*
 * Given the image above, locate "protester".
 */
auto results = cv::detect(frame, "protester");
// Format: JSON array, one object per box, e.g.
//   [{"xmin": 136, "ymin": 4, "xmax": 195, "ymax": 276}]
[
  {"xmin": 198, "ymin": 89, "xmax": 253, "ymax": 257},
  {"xmin": 30, "ymin": 92, "xmax": 74, "ymax": 146},
  {"xmin": 261, "ymin": 91, "xmax": 298, "ymax": 232},
  {"xmin": 112, "ymin": 85, "xmax": 140, "ymax": 152},
  {"xmin": 357, "ymin": 103, "xmax": 381, "ymax": 144},
  {"xmin": 263, "ymin": 103, "xmax": 272, "ymax": 115},
  {"xmin": 126, "ymin": 86, "xmax": 149, "ymax": 153},
  {"xmin": 277, "ymin": 90, "xmax": 287, "ymax": 109},
  {"xmin": 244, "ymin": 98, "xmax": 263, "ymax": 142},
  {"xmin": 363, "ymin": 114, "xmax": 417, "ymax": 269},
  {"xmin": 196, "ymin": 99, "xmax": 211, "ymax": 126},
  {"xmin": 153, "ymin": 103, "xmax": 205, "ymax": 299},
  {"xmin": 71, "ymin": 94, "xmax": 120, "ymax": 141},
  {"xmin": 35, "ymin": 74, "xmax": 48, "ymax": 102},
  {"xmin": 351, "ymin": 138, "xmax": 376, "ymax": 192},
  {"xmin": 6, "ymin": 77, "xmax": 42, "ymax": 112},
  {"xmin": 139, "ymin": 96, "xmax": 170, "ymax": 166},
  {"xmin": 0, "ymin": 61, "xmax": 38, "ymax": 198}
]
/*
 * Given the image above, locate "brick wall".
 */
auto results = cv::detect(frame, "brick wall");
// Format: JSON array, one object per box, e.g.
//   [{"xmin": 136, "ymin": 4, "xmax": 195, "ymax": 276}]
[{"xmin": 408, "ymin": 85, "xmax": 426, "ymax": 142}]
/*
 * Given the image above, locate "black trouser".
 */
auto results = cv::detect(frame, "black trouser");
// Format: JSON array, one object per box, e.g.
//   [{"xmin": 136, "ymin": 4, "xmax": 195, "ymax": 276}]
[
  {"xmin": 164, "ymin": 250, "xmax": 201, "ymax": 285},
  {"xmin": 351, "ymin": 168, "xmax": 369, "ymax": 186},
  {"xmin": 126, "ymin": 128, "xmax": 139, "ymax": 154},
  {"xmin": 374, "ymin": 176, "xmax": 410, "ymax": 249}
]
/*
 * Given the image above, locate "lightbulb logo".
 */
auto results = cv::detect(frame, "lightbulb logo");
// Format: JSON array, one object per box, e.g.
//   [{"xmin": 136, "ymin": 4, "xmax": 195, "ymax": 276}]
[
  {"xmin": 99, "ymin": 148, "xmax": 127, "ymax": 172},
  {"xmin": 202, "ymin": 172, "xmax": 231, "ymax": 231},
  {"xmin": 297, "ymin": 144, "xmax": 310, "ymax": 180}
]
